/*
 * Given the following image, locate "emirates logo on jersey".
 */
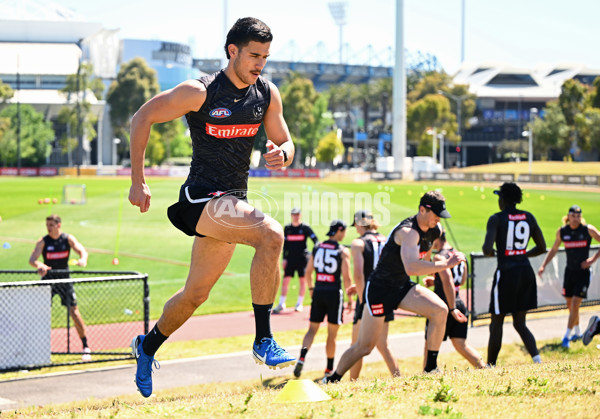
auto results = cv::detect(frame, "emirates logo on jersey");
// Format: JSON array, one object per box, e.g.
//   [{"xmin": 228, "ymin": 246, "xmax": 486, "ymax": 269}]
[
  {"xmin": 206, "ymin": 123, "xmax": 260, "ymax": 139},
  {"xmin": 508, "ymin": 214, "xmax": 527, "ymax": 221}
]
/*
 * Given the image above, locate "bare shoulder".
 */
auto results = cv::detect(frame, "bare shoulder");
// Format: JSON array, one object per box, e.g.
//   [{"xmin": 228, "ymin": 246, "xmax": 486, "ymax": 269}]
[{"xmin": 351, "ymin": 238, "xmax": 365, "ymax": 250}]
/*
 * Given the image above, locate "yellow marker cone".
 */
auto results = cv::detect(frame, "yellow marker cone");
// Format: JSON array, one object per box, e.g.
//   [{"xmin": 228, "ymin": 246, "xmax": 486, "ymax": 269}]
[{"xmin": 274, "ymin": 379, "xmax": 331, "ymax": 403}]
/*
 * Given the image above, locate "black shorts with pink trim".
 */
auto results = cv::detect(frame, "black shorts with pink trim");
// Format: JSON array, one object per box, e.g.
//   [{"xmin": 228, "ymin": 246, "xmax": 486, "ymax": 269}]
[{"xmin": 365, "ymin": 279, "xmax": 416, "ymax": 318}]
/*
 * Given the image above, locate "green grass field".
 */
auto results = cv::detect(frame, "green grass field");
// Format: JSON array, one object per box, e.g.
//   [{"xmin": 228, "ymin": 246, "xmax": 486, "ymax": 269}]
[{"xmin": 1, "ymin": 175, "xmax": 599, "ymax": 320}]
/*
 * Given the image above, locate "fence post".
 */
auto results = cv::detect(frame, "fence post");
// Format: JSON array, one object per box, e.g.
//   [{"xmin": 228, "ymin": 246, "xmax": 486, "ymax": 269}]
[{"xmin": 143, "ymin": 275, "xmax": 150, "ymax": 334}]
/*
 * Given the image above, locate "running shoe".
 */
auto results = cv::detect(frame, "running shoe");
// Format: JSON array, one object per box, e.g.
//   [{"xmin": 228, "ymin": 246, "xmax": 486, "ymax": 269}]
[
  {"xmin": 273, "ymin": 303, "xmax": 286, "ymax": 314},
  {"xmin": 81, "ymin": 347, "xmax": 92, "ymax": 362},
  {"xmin": 583, "ymin": 316, "xmax": 600, "ymax": 346},
  {"xmin": 561, "ymin": 337, "xmax": 570, "ymax": 349},
  {"xmin": 570, "ymin": 334, "xmax": 583, "ymax": 342},
  {"xmin": 294, "ymin": 303, "xmax": 304, "ymax": 312},
  {"xmin": 252, "ymin": 337, "xmax": 295, "ymax": 369},
  {"xmin": 324, "ymin": 368, "xmax": 333, "ymax": 377},
  {"xmin": 132, "ymin": 335, "xmax": 160, "ymax": 398},
  {"xmin": 293, "ymin": 359, "xmax": 304, "ymax": 377}
]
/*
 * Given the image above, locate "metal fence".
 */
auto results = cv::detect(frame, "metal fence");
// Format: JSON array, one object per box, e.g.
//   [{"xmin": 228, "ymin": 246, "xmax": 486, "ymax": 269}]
[
  {"xmin": 469, "ymin": 245, "xmax": 600, "ymax": 324},
  {"xmin": 0, "ymin": 270, "xmax": 149, "ymax": 372}
]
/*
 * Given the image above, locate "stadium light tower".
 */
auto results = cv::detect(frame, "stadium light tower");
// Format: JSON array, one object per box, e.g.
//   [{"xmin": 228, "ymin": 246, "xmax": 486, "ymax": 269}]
[
  {"xmin": 529, "ymin": 108, "xmax": 538, "ymax": 175},
  {"xmin": 328, "ymin": 2, "xmax": 347, "ymax": 64}
]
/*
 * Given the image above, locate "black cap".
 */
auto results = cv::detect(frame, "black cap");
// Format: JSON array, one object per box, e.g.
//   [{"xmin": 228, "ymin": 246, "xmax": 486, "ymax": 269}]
[
  {"xmin": 326, "ymin": 219, "xmax": 347, "ymax": 236},
  {"xmin": 569, "ymin": 205, "xmax": 582, "ymax": 214},
  {"xmin": 420, "ymin": 198, "xmax": 451, "ymax": 218},
  {"xmin": 291, "ymin": 207, "xmax": 301, "ymax": 214},
  {"xmin": 352, "ymin": 209, "xmax": 373, "ymax": 226}
]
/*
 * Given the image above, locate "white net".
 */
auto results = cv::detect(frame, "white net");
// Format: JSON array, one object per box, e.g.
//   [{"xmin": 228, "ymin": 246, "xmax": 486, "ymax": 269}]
[
  {"xmin": 471, "ymin": 245, "xmax": 600, "ymax": 319},
  {"xmin": 62, "ymin": 184, "xmax": 87, "ymax": 205}
]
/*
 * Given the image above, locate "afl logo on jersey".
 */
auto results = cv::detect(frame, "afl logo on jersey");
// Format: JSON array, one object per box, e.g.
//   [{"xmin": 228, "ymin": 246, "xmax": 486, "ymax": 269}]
[{"xmin": 210, "ymin": 108, "xmax": 231, "ymax": 119}]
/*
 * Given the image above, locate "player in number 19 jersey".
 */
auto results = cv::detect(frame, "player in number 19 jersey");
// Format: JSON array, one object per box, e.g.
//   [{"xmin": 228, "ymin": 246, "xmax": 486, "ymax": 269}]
[{"xmin": 482, "ymin": 182, "xmax": 546, "ymax": 366}]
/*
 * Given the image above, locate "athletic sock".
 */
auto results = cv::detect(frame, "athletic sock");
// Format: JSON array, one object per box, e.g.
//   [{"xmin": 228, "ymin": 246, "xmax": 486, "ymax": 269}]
[
  {"xmin": 327, "ymin": 357, "xmax": 334, "ymax": 371},
  {"xmin": 81, "ymin": 337, "xmax": 88, "ymax": 349},
  {"xmin": 424, "ymin": 350, "xmax": 439, "ymax": 372},
  {"xmin": 564, "ymin": 328, "xmax": 572, "ymax": 340},
  {"xmin": 296, "ymin": 295, "xmax": 304, "ymax": 305},
  {"xmin": 253, "ymin": 303, "xmax": 273, "ymax": 344},
  {"xmin": 278, "ymin": 296, "xmax": 286, "ymax": 307},
  {"xmin": 142, "ymin": 324, "xmax": 168, "ymax": 356},
  {"xmin": 573, "ymin": 325, "xmax": 581, "ymax": 336},
  {"xmin": 532, "ymin": 354, "xmax": 542, "ymax": 364},
  {"xmin": 300, "ymin": 347, "xmax": 309, "ymax": 359}
]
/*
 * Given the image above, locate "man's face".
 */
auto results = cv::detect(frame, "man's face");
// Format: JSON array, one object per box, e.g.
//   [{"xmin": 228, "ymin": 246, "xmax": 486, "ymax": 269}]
[
  {"xmin": 291, "ymin": 213, "xmax": 301, "ymax": 223},
  {"xmin": 420, "ymin": 206, "xmax": 440, "ymax": 228},
  {"xmin": 46, "ymin": 220, "xmax": 59, "ymax": 235},
  {"xmin": 231, "ymin": 41, "xmax": 270, "ymax": 86},
  {"xmin": 568, "ymin": 211, "xmax": 581, "ymax": 227}
]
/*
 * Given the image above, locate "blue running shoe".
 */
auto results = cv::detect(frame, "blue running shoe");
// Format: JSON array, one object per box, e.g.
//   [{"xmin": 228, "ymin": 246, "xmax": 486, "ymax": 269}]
[
  {"xmin": 561, "ymin": 337, "xmax": 570, "ymax": 349},
  {"xmin": 570, "ymin": 334, "xmax": 582, "ymax": 342},
  {"xmin": 252, "ymin": 337, "xmax": 296, "ymax": 369},
  {"xmin": 131, "ymin": 335, "xmax": 160, "ymax": 397}
]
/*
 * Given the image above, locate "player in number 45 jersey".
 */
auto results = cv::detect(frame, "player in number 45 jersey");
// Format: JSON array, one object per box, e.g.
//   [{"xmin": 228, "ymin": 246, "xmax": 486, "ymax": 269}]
[{"xmin": 482, "ymin": 182, "xmax": 546, "ymax": 366}]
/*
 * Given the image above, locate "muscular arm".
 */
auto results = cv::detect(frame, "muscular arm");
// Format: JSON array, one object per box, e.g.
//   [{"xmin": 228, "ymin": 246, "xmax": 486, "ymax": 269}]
[
  {"xmin": 129, "ymin": 80, "xmax": 207, "ymax": 213},
  {"xmin": 435, "ymin": 253, "xmax": 457, "ymax": 310},
  {"xmin": 29, "ymin": 238, "xmax": 49, "ymax": 276},
  {"xmin": 526, "ymin": 216, "xmax": 546, "ymax": 258},
  {"xmin": 68, "ymin": 235, "xmax": 88, "ymax": 267},
  {"xmin": 341, "ymin": 247, "xmax": 354, "ymax": 297},
  {"xmin": 482, "ymin": 215, "xmax": 498, "ymax": 256},
  {"xmin": 582, "ymin": 224, "xmax": 600, "ymax": 268},
  {"xmin": 400, "ymin": 228, "xmax": 465, "ymax": 276},
  {"xmin": 350, "ymin": 238, "xmax": 365, "ymax": 303},
  {"xmin": 538, "ymin": 228, "xmax": 561, "ymax": 275},
  {"xmin": 262, "ymin": 82, "xmax": 294, "ymax": 169}
]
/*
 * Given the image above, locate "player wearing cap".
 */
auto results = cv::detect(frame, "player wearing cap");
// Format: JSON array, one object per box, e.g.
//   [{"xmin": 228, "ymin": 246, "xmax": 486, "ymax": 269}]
[
  {"xmin": 482, "ymin": 182, "xmax": 546, "ymax": 366},
  {"xmin": 538, "ymin": 205, "xmax": 600, "ymax": 348},
  {"xmin": 293, "ymin": 220, "xmax": 354, "ymax": 378},
  {"xmin": 274, "ymin": 208, "xmax": 319, "ymax": 313},
  {"xmin": 349, "ymin": 209, "xmax": 400, "ymax": 379},
  {"xmin": 324, "ymin": 191, "xmax": 466, "ymax": 383}
]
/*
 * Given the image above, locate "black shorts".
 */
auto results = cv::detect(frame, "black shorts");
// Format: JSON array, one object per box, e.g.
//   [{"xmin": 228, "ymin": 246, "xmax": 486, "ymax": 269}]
[
  {"xmin": 44, "ymin": 273, "xmax": 77, "ymax": 307},
  {"xmin": 489, "ymin": 265, "xmax": 537, "ymax": 315},
  {"xmin": 562, "ymin": 267, "xmax": 591, "ymax": 299},
  {"xmin": 284, "ymin": 255, "xmax": 308, "ymax": 277},
  {"xmin": 309, "ymin": 288, "xmax": 344, "ymax": 325},
  {"xmin": 167, "ymin": 185, "xmax": 246, "ymax": 237},
  {"xmin": 353, "ymin": 293, "xmax": 394, "ymax": 324},
  {"xmin": 426, "ymin": 298, "xmax": 468, "ymax": 341},
  {"xmin": 365, "ymin": 279, "xmax": 416, "ymax": 318}
]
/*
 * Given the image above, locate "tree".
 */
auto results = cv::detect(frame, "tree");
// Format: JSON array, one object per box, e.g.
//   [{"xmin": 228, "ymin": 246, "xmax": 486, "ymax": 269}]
[
  {"xmin": 590, "ymin": 76, "xmax": 600, "ymax": 109},
  {"xmin": 530, "ymin": 102, "xmax": 569, "ymax": 159},
  {"xmin": 0, "ymin": 78, "xmax": 14, "ymax": 103},
  {"xmin": 407, "ymin": 94, "xmax": 458, "ymax": 156},
  {"xmin": 59, "ymin": 62, "xmax": 104, "ymax": 165},
  {"xmin": 107, "ymin": 58, "xmax": 160, "ymax": 161},
  {"xmin": 153, "ymin": 118, "xmax": 189, "ymax": 162},
  {"xmin": 574, "ymin": 108, "xmax": 600, "ymax": 153},
  {"xmin": 315, "ymin": 130, "xmax": 344, "ymax": 164},
  {"xmin": 0, "ymin": 104, "xmax": 54, "ymax": 166},
  {"xmin": 279, "ymin": 72, "xmax": 318, "ymax": 166}
]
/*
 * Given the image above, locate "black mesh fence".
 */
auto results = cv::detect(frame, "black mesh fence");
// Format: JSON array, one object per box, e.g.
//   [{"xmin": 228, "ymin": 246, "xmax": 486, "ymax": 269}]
[{"xmin": 0, "ymin": 270, "xmax": 149, "ymax": 372}]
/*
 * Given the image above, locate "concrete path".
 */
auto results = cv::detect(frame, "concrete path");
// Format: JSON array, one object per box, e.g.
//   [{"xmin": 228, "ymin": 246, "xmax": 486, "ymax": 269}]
[{"xmin": 0, "ymin": 313, "xmax": 593, "ymax": 410}]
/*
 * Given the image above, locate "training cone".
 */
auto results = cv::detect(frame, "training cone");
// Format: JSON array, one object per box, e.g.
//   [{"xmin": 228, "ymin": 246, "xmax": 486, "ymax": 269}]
[
  {"xmin": 112, "ymin": 258, "xmax": 119, "ymax": 265},
  {"xmin": 274, "ymin": 379, "xmax": 331, "ymax": 403}
]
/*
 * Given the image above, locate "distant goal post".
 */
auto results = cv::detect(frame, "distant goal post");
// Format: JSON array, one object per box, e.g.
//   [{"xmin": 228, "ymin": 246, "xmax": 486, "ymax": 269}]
[{"xmin": 62, "ymin": 184, "xmax": 87, "ymax": 205}]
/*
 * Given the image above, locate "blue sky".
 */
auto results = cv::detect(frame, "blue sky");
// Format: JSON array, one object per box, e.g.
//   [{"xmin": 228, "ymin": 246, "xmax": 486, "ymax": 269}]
[{"xmin": 47, "ymin": 0, "xmax": 600, "ymax": 73}]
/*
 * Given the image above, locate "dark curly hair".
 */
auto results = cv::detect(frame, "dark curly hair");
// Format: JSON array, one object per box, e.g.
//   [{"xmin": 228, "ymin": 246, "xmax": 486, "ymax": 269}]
[
  {"xmin": 224, "ymin": 17, "xmax": 273, "ymax": 59},
  {"xmin": 497, "ymin": 182, "xmax": 523, "ymax": 205}
]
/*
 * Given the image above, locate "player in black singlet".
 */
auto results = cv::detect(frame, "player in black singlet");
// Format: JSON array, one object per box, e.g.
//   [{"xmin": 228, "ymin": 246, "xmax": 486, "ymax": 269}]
[
  {"xmin": 348, "ymin": 209, "xmax": 400, "ymax": 380},
  {"xmin": 324, "ymin": 192, "xmax": 466, "ymax": 383},
  {"xmin": 538, "ymin": 205, "xmax": 600, "ymax": 348},
  {"xmin": 274, "ymin": 207, "xmax": 319, "ymax": 313},
  {"xmin": 293, "ymin": 220, "xmax": 353, "ymax": 378},
  {"xmin": 128, "ymin": 18, "xmax": 296, "ymax": 397},
  {"xmin": 29, "ymin": 214, "xmax": 91, "ymax": 359},
  {"xmin": 482, "ymin": 182, "xmax": 546, "ymax": 366},
  {"xmin": 423, "ymin": 231, "xmax": 485, "ymax": 368}
]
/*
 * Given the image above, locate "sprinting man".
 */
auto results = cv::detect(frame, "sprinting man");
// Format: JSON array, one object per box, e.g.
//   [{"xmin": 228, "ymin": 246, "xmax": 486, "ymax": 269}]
[
  {"xmin": 294, "ymin": 220, "xmax": 353, "ymax": 378},
  {"xmin": 128, "ymin": 17, "xmax": 296, "ymax": 397},
  {"xmin": 423, "ymin": 231, "xmax": 485, "ymax": 369},
  {"xmin": 29, "ymin": 214, "xmax": 91, "ymax": 361},
  {"xmin": 274, "ymin": 207, "xmax": 319, "ymax": 313},
  {"xmin": 538, "ymin": 205, "xmax": 600, "ymax": 348},
  {"xmin": 482, "ymin": 182, "xmax": 546, "ymax": 366},
  {"xmin": 324, "ymin": 191, "xmax": 465, "ymax": 383},
  {"xmin": 349, "ymin": 210, "xmax": 400, "ymax": 380}
]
